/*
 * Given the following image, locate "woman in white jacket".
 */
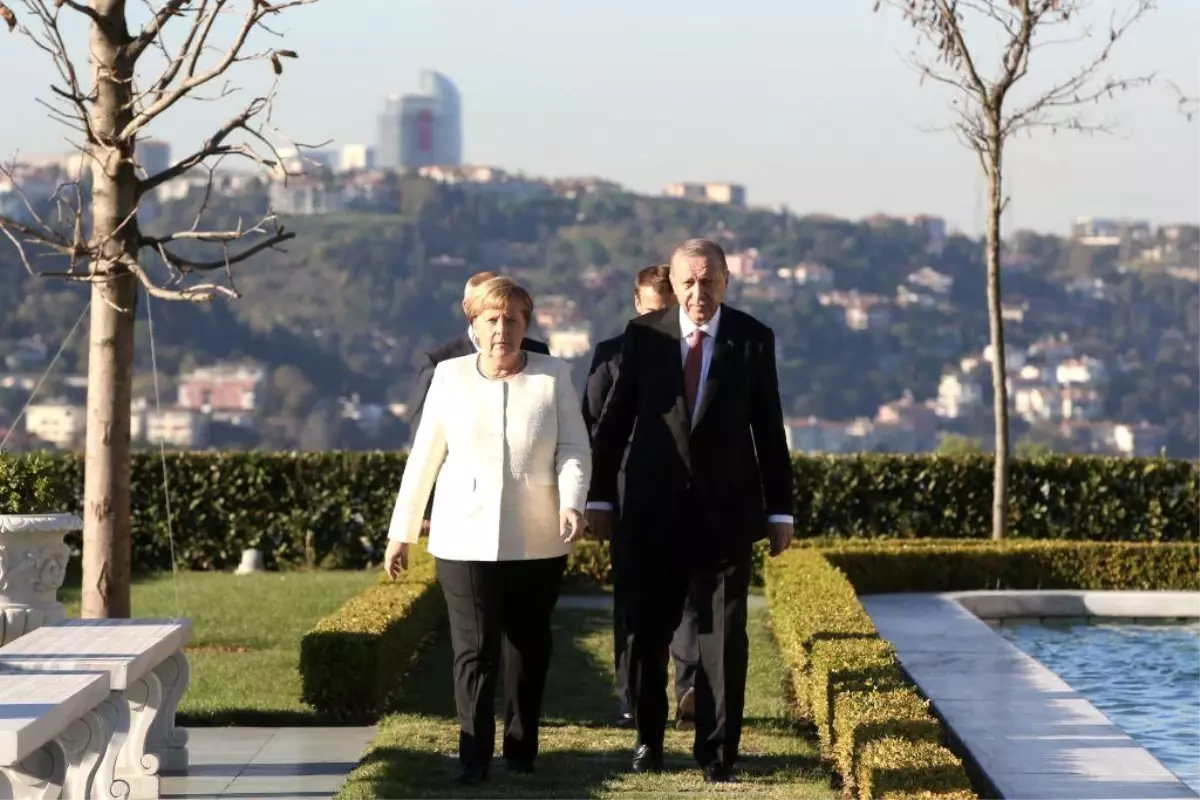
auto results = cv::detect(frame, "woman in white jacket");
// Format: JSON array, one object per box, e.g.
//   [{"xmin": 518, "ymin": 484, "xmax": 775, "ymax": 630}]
[{"xmin": 384, "ymin": 276, "xmax": 592, "ymax": 786}]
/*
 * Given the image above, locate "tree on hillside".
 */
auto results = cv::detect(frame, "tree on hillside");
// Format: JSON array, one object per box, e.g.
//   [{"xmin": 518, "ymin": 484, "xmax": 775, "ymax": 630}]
[
  {"xmin": 877, "ymin": 0, "xmax": 1155, "ymax": 539},
  {"xmin": 0, "ymin": 0, "xmax": 319, "ymax": 617}
]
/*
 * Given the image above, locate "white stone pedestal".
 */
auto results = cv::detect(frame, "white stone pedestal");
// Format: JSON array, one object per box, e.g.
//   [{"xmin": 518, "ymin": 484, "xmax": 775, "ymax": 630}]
[{"xmin": 0, "ymin": 513, "xmax": 79, "ymax": 646}]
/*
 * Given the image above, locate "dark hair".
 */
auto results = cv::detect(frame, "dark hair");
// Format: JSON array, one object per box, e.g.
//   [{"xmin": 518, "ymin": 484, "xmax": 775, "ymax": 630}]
[
  {"xmin": 634, "ymin": 264, "xmax": 672, "ymax": 298},
  {"xmin": 671, "ymin": 238, "xmax": 728, "ymax": 272}
]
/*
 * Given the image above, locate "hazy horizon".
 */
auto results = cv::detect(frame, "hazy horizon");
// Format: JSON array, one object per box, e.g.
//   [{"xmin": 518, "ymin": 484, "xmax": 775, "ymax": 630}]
[{"xmin": 0, "ymin": 0, "xmax": 1196, "ymax": 237}]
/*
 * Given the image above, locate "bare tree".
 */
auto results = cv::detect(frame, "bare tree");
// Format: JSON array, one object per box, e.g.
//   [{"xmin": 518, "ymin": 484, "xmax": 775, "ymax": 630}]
[
  {"xmin": 877, "ymin": 0, "xmax": 1155, "ymax": 540},
  {"xmin": 0, "ymin": 0, "xmax": 319, "ymax": 617}
]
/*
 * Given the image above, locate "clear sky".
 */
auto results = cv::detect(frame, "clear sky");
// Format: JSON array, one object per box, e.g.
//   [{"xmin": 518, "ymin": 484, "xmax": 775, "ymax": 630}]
[{"xmin": 0, "ymin": 0, "xmax": 1196, "ymax": 236}]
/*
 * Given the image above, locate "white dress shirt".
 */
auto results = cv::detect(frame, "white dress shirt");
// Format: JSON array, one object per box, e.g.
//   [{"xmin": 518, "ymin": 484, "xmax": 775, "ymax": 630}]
[
  {"xmin": 587, "ymin": 306, "xmax": 793, "ymax": 526},
  {"xmin": 388, "ymin": 353, "xmax": 593, "ymax": 561}
]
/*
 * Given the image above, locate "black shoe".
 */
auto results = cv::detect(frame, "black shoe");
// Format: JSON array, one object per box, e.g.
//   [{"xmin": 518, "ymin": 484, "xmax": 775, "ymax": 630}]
[
  {"xmin": 455, "ymin": 764, "xmax": 489, "ymax": 785},
  {"xmin": 703, "ymin": 763, "xmax": 737, "ymax": 783},
  {"xmin": 675, "ymin": 686, "xmax": 695, "ymax": 731},
  {"xmin": 631, "ymin": 743, "xmax": 664, "ymax": 773},
  {"xmin": 505, "ymin": 758, "xmax": 535, "ymax": 774}
]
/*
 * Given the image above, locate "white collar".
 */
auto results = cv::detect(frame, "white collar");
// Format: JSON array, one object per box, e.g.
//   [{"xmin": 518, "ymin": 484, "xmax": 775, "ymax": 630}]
[{"xmin": 679, "ymin": 305, "xmax": 721, "ymax": 340}]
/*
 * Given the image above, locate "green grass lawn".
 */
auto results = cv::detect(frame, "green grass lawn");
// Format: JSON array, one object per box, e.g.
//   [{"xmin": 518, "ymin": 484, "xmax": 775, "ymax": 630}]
[
  {"xmin": 337, "ymin": 607, "xmax": 836, "ymax": 799},
  {"xmin": 60, "ymin": 570, "xmax": 378, "ymax": 726}
]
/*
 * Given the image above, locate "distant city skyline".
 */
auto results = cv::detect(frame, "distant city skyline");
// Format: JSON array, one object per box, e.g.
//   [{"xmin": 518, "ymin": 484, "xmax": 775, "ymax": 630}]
[{"xmin": 0, "ymin": 0, "xmax": 1195, "ymax": 236}]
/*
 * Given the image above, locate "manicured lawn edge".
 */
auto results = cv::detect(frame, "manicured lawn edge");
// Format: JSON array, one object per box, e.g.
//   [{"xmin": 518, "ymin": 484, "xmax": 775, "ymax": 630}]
[
  {"xmin": 766, "ymin": 549, "xmax": 978, "ymax": 799},
  {"xmin": 299, "ymin": 542, "xmax": 445, "ymax": 724}
]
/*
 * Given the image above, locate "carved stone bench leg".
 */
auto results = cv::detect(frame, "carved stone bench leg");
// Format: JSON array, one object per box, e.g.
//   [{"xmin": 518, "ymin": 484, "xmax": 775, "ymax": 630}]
[
  {"xmin": 146, "ymin": 652, "xmax": 189, "ymax": 775},
  {"xmin": 52, "ymin": 705, "xmax": 121, "ymax": 800},
  {"xmin": 91, "ymin": 695, "xmax": 131, "ymax": 800},
  {"xmin": 114, "ymin": 673, "xmax": 163, "ymax": 800},
  {"xmin": 0, "ymin": 743, "xmax": 66, "ymax": 800}
]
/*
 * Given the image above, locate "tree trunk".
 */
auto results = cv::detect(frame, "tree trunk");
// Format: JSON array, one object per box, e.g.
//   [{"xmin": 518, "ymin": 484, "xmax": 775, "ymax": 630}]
[
  {"xmin": 82, "ymin": 0, "xmax": 139, "ymax": 619},
  {"xmin": 984, "ymin": 137, "xmax": 1010, "ymax": 542}
]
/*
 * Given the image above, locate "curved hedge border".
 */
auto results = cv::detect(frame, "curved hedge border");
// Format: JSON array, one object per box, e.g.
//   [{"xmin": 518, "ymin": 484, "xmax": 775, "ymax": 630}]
[
  {"xmin": 766, "ymin": 548, "xmax": 977, "ymax": 799},
  {"xmin": 298, "ymin": 541, "xmax": 444, "ymax": 724},
  {"xmin": 1, "ymin": 451, "xmax": 1195, "ymax": 571},
  {"xmin": 764, "ymin": 540, "xmax": 1199, "ymax": 798}
]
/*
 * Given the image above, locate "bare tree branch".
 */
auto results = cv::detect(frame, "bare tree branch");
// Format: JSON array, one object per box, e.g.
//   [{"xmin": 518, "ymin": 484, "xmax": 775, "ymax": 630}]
[
  {"xmin": 0, "ymin": 0, "xmax": 319, "ymax": 305},
  {"xmin": 876, "ymin": 0, "xmax": 1157, "ymax": 542}
]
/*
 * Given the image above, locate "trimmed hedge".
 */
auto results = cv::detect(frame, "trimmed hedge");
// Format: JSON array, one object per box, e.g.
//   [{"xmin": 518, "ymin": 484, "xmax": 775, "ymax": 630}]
[
  {"xmin": 298, "ymin": 541, "xmax": 444, "ymax": 724},
  {"xmin": 0, "ymin": 452, "xmax": 1195, "ymax": 571},
  {"xmin": 766, "ymin": 548, "xmax": 976, "ymax": 799},
  {"xmin": 820, "ymin": 539, "xmax": 1200, "ymax": 593}
]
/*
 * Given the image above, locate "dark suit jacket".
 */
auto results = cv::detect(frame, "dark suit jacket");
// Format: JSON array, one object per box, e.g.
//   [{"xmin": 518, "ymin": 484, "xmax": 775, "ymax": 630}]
[
  {"xmin": 407, "ymin": 331, "xmax": 551, "ymax": 445},
  {"xmin": 588, "ymin": 305, "xmax": 793, "ymax": 562},
  {"xmin": 581, "ymin": 334, "xmax": 623, "ymax": 437},
  {"xmin": 581, "ymin": 333, "xmax": 626, "ymax": 518}
]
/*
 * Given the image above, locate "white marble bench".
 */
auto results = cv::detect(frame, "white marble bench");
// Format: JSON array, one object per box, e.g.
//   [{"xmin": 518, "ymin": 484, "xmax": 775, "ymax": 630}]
[
  {"xmin": 0, "ymin": 619, "xmax": 192, "ymax": 800},
  {"xmin": 0, "ymin": 669, "xmax": 120, "ymax": 800}
]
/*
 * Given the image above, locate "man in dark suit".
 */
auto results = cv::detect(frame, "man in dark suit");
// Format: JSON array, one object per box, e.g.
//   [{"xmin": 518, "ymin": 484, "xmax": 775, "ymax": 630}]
[
  {"xmin": 585, "ymin": 239, "xmax": 794, "ymax": 783},
  {"xmin": 581, "ymin": 264, "xmax": 700, "ymax": 731},
  {"xmin": 407, "ymin": 271, "xmax": 551, "ymax": 440}
]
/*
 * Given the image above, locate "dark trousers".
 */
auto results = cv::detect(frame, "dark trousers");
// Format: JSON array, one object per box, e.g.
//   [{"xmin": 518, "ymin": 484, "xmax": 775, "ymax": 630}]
[
  {"xmin": 626, "ymin": 543, "xmax": 752, "ymax": 769},
  {"xmin": 436, "ymin": 556, "xmax": 567, "ymax": 769},
  {"xmin": 612, "ymin": 536, "xmax": 699, "ymax": 710}
]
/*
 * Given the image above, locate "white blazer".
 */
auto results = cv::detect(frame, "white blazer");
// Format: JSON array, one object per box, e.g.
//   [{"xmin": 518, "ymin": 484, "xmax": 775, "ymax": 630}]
[{"xmin": 387, "ymin": 352, "xmax": 592, "ymax": 562}]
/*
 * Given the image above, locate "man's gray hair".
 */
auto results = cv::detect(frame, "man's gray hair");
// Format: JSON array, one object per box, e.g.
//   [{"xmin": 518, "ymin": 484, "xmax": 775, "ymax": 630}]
[{"xmin": 672, "ymin": 238, "xmax": 728, "ymax": 272}]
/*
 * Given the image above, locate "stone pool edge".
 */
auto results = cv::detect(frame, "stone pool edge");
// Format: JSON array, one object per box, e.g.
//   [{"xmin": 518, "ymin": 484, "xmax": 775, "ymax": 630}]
[{"xmin": 860, "ymin": 590, "xmax": 1200, "ymax": 800}]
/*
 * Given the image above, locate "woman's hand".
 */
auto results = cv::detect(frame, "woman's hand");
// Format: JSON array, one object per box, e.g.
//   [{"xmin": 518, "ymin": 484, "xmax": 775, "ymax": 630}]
[
  {"xmin": 384, "ymin": 540, "xmax": 409, "ymax": 580},
  {"xmin": 560, "ymin": 508, "xmax": 585, "ymax": 543}
]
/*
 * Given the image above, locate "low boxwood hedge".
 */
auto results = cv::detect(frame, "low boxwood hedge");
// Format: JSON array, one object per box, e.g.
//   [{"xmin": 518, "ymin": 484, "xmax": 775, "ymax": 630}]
[
  {"xmin": 820, "ymin": 539, "xmax": 1200, "ymax": 593},
  {"xmin": 0, "ymin": 452, "xmax": 1193, "ymax": 572},
  {"xmin": 298, "ymin": 541, "xmax": 444, "ymax": 724},
  {"xmin": 766, "ymin": 548, "xmax": 978, "ymax": 799}
]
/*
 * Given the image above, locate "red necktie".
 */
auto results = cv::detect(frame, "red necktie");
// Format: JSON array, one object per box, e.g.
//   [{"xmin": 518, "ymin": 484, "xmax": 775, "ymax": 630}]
[{"xmin": 684, "ymin": 328, "xmax": 706, "ymax": 420}]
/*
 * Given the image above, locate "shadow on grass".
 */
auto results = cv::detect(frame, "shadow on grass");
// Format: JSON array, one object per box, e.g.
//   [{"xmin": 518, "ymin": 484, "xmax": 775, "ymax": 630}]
[
  {"xmin": 397, "ymin": 608, "xmax": 621, "ymax": 727},
  {"xmin": 347, "ymin": 744, "xmax": 825, "ymax": 800}
]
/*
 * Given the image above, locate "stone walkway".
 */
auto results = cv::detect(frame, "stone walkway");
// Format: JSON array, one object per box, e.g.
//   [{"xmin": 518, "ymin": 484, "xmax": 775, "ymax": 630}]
[{"xmin": 162, "ymin": 727, "xmax": 376, "ymax": 800}]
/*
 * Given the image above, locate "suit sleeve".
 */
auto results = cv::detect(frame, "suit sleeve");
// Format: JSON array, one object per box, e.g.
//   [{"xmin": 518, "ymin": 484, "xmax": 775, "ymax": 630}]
[
  {"xmin": 526, "ymin": 338, "xmax": 551, "ymax": 355},
  {"xmin": 553, "ymin": 361, "xmax": 593, "ymax": 512},
  {"xmin": 405, "ymin": 350, "xmax": 438, "ymax": 447},
  {"xmin": 580, "ymin": 345, "xmax": 616, "ymax": 438},
  {"xmin": 749, "ymin": 328, "xmax": 795, "ymax": 520},
  {"xmin": 388, "ymin": 365, "xmax": 450, "ymax": 543},
  {"xmin": 588, "ymin": 324, "xmax": 640, "ymax": 505}
]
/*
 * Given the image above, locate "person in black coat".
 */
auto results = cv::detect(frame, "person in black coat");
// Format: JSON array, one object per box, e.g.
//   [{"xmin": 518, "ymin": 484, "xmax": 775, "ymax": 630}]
[
  {"xmin": 586, "ymin": 240, "xmax": 795, "ymax": 783},
  {"xmin": 582, "ymin": 265, "xmax": 700, "ymax": 730}
]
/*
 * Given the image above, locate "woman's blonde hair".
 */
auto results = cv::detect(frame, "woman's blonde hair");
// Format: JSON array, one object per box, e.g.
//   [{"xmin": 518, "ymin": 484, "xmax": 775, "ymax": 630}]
[{"xmin": 466, "ymin": 276, "xmax": 534, "ymax": 324}]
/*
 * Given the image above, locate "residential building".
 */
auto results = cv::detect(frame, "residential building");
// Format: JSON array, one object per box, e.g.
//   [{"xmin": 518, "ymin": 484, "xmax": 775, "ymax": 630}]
[
  {"xmin": 339, "ymin": 144, "xmax": 376, "ymax": 172},
  {"xmin": 1056, "ymin": 357, "xmax": 1107, "ymax": 387},
  {"xmin": 269, "ymin": 179, "xmax": 344, "ymax": 216},
  {"xmin": 24, "ymin": 400, "xmax": 85, "ymax": 449},
  {"xmin": 131, "ymin": 399, "xmax": 209, "ymax": 448},
  {"xmin": 177, "ymin": 363, "xmax": 265, "ymax": 424},
  {"xmin": 663, "ymin": 181, "xmax": 746, "ymax": 206},
  {"xmin": 936, "ymin": 373, "xmax": 983, "ymax": 419},
  {"xmin": 547, "ymin": 326, "xmax": 592, "ymax": 361},
  {"xmin": 787, "ymin": 262, "xmax": 834, "ymax": 289}
]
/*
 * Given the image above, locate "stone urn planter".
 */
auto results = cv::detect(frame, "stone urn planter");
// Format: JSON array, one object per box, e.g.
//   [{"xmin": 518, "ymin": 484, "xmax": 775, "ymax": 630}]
[{"xmin": 0, "ymin": 513, "xmax": 79, "ymax": 646}]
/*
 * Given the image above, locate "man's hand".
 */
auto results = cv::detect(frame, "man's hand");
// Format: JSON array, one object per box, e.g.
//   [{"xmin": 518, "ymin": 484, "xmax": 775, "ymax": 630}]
[
  {"xmin": 585, "ymin": 508, "xmax": 613, "ymax": 542},
  {"xmin": 767, "ymin": 521, "xmax": 794, "ymax": 557},
  {"xmin": 384, "ymin": 540, "xmax": 409, "ymax": 579},
  {"xmin": 560, "ymin": 508, "xmax": 586, "ymax": 543}
]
